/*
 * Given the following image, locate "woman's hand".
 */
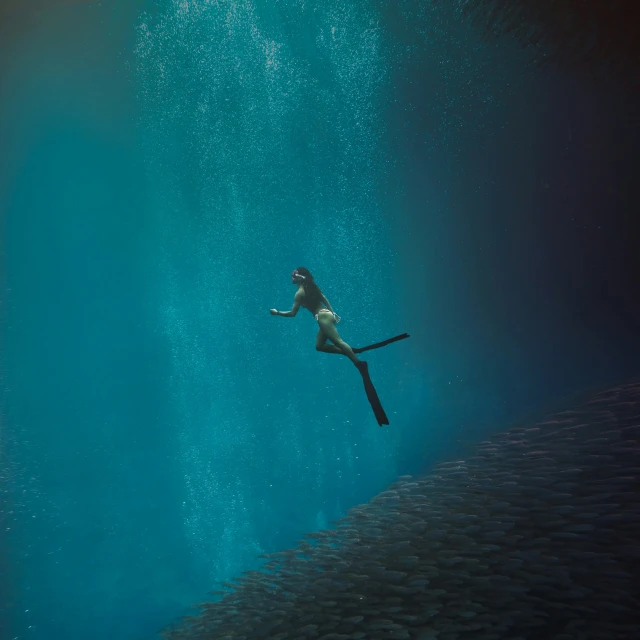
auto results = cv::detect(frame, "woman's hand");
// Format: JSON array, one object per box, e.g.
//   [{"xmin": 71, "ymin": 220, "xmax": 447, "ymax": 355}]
[{"xmin": 269, "ymin": 309, "xmax": 279, "ymax": 316}]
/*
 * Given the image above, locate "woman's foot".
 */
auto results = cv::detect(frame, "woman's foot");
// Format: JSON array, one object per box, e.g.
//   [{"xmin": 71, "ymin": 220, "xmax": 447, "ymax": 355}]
[{"xmin": 356, "ymin": 360, "xmax": 369, "ymax": 375}]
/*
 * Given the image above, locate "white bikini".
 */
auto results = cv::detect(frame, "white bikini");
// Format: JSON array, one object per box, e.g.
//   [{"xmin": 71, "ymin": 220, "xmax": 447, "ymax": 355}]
[{"xmin": 315, "ymin": 309, "xmax": 341, "ymax": 323}]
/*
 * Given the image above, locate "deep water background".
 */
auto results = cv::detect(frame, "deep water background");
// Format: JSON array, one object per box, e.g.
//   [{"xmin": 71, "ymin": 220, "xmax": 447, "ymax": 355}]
[{"xmin": 1, "ymin": 1, "xmax": 638, "ymax": 639}]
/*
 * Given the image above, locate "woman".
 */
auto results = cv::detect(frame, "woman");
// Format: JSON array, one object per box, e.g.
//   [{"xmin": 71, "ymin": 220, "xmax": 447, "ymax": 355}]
[{"xmin": 269, "ymin": 267, "xmax": 367, "ymax": 374}]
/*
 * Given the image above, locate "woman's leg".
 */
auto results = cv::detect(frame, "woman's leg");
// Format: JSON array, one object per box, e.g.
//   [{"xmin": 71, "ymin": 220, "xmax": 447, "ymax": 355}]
[
  {"xmin": 315, "ymin": 328, "xmax": 344, "ymax": 355},
  {"xmin": 316, "ymin": 315, "xmax": 362, "ymax": 368}
]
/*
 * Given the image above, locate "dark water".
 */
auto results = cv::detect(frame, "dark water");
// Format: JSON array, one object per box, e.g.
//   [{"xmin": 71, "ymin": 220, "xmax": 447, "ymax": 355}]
[{"xmin": 1, "ymin": 1, "xmax": 638, "ymax": 639}]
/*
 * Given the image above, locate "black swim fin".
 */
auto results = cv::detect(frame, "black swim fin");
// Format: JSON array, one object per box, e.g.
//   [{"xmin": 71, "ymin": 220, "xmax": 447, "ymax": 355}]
[
  {"xmin": 353, "ymin": 333, "xmax": 410, "ymax": 354},
  {"xmin": 357, "ymin": 362, "xmax": 389, "ymax": 426}
]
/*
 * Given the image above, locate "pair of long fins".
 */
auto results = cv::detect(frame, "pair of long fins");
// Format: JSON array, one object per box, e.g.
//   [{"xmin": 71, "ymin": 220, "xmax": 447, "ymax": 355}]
[{"xmin": 353, "ymin": 333, "xmax": 410, "ymax": 426}]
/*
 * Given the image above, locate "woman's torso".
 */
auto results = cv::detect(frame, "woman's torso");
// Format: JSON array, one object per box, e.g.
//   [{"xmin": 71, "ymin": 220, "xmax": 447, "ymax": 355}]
[{"xmin": 300, "ymin": 288, "xmax": 327, "ymax": 316}]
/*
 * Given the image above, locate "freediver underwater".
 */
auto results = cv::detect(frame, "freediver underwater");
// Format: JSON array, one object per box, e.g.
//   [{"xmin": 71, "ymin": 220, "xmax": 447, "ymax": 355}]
[{"xmin": 269, "ymin": 267, "xmax": 409, "ymax": 426}]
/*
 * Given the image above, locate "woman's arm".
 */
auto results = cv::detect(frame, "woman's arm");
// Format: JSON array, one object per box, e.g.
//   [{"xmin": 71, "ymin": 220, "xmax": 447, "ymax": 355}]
[
  {"xmin": 321, "ymin": 294, "xmax": 341, "ymax": 322},
  {"xmin": 270, "ymin": 290, "xmax": 303, "ymax": 317},
  {"xmin": 321, "ymin": 295, "xmax": 334, "ymax": 313}
]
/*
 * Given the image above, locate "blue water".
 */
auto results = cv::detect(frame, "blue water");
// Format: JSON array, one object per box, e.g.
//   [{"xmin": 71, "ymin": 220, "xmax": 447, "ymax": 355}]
[{"xmin": 1, "ymin": 2, "xmax": 638, "ymax": 639}]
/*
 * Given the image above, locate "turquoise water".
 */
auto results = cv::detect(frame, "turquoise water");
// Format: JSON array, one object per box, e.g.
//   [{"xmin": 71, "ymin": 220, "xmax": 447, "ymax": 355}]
[{"xmin": 1, "ymin": 2, "xmax": 638, "ymax": 639}]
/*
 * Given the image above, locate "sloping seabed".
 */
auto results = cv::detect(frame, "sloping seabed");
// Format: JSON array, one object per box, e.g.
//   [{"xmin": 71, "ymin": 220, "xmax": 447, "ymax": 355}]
[{"xmin": 163, "ymin": 380, "xmax": 640, "ymax": 640}]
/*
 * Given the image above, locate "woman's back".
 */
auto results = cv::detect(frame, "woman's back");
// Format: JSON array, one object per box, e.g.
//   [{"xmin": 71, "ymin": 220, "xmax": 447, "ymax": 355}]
[{"xmin": 300, "ymin": 285, "xmax": 324, "ymax": 314}]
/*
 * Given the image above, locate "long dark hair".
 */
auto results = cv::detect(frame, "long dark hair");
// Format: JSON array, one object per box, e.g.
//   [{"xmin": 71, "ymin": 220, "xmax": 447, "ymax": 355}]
[{"xmin": 295, "ymin": 267, "xmax": 324, "ymax": 309}]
